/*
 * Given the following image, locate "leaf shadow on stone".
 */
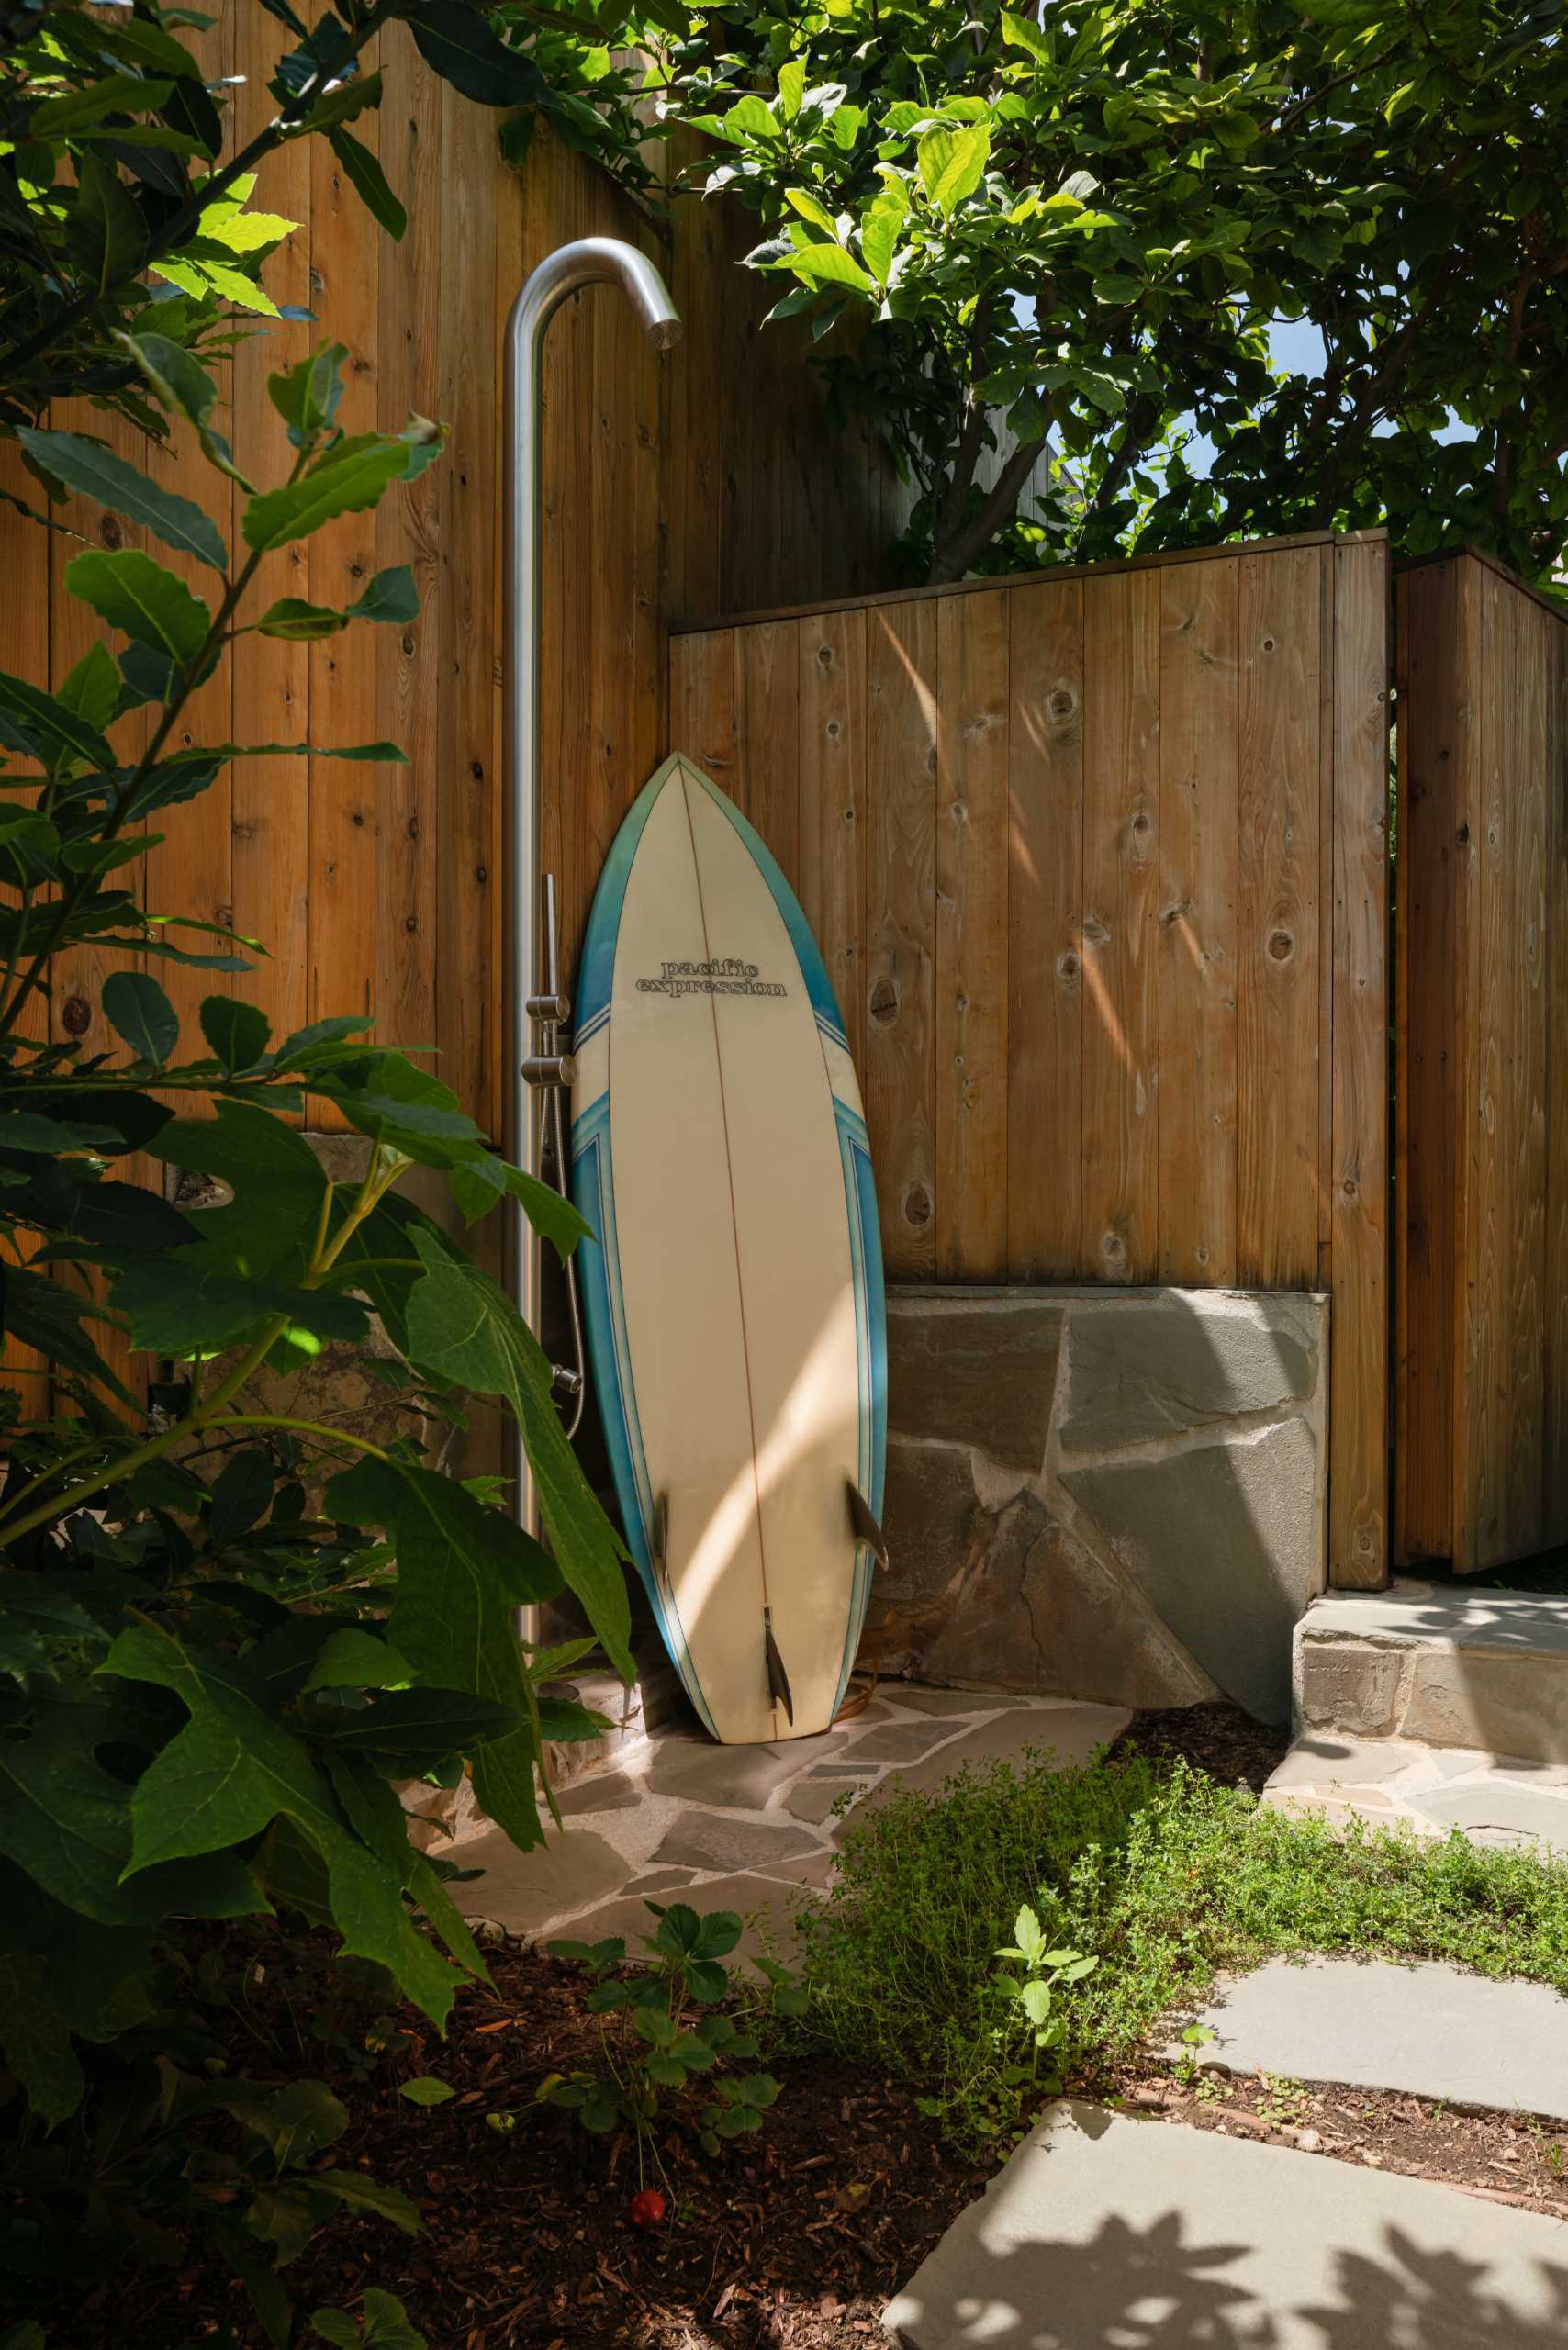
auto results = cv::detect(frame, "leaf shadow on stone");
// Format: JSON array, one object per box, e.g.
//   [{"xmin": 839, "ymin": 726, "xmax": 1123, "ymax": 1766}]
[{"xmin": 886, "ymin": 2205, "xmax": 1568, "ymax": 2350}]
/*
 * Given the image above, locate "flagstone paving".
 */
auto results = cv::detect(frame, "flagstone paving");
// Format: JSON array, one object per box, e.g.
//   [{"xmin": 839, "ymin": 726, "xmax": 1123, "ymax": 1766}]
[
  {"xmin": 884, "ymin": 2101, "xmax": 1568, "ymax": 2349},
  {"xmin": 456, "ymin": 1685, "xmax": 1128, "ymax": 1951},
  {"xmin": 1163, "ymin": 1955, "xmax": 1568, "ymax": 2125},
  {"xmin": 1263, "ymin": 1730, "xmax": 1568, "ymax": 1853}
]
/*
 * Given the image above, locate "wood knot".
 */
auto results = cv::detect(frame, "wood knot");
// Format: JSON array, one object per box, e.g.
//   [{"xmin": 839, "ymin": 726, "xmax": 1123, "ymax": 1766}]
[
  {"xmin": 868, "ymin": 977, "xmax": 899, "ymax": 1024},
  {"xmin": 100, "ymin": 515, "xmax": 123, "ymax": 551},
  {"xmin": 1267, "ymin": 928, "xmax": 1294, "ymax": 964},
  {"xmin": 1058, "ymin": 950, "xmax": 1081, "ymax": 984},
  {"xmin": 1048, "ymin": 688, "xmax": 1077, "ymax": 723},
  {"xmin": 1260, "ymin": 634, "xmax": 1277, "ymax": 654},
  {"xmin": 62, "ymin": 995, "xmax": 91, "ymax": 1037},
  {"xmin": 904, "ymin": 1183, "xmax": 932, "ymax": 1227}
]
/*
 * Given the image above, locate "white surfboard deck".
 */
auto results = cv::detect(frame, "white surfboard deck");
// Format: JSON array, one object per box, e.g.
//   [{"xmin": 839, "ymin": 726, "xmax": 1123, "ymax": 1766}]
[{"xmin": 570, "ymin": 755, "xmax": 886, "ymax": 1744}]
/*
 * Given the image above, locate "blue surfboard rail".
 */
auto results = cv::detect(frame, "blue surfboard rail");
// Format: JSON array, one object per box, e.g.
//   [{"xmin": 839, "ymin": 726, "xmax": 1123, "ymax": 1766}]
[{"xmin": 568, "ymin": 755, "xmax": 887, "ymax": 1740}]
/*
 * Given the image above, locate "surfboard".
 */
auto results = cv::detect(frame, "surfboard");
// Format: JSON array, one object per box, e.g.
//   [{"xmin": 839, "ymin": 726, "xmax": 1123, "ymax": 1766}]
[{"xmin": 569, "ymin": 754, "xmax": 887, "ymax": 1745}]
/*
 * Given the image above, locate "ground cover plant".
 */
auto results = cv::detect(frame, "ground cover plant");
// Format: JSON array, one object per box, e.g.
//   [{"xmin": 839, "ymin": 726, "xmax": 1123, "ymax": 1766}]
[{"xmin": 792, "ymin": 1743, "xmax": 1568, "ymax": 2154}]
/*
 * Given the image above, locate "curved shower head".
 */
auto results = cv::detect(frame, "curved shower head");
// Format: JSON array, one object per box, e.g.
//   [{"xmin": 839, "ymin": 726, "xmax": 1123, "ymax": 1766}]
[{"xmin": 504, "ymin": 239, "xmax": 681, "ymax": 1588}]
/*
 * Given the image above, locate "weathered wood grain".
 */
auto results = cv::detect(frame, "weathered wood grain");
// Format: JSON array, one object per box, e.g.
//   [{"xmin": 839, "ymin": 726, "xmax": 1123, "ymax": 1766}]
[
  {"xmin": 1006, "ymin": 577, "xmax": 1084, "ymax": 1280},
  {"xmin": 1080, "ymin": 570, "xmax": 1159, "ymax": 1282},
  {"xmin": 1394, "ymin": 564, "xmax": 1459, "ymax": 1565},
  {"xmin": 737, "ymin": 621, "xmax": 801, "ymax": 894},
  {"xmin": 935, "ymin": 589, "xmax": 1010, "ymax": 1279},
  {"xmin": 1158, "ymin": 557, "xmax": 1241, "ymax": 1283},
  {"xmin": 1329, "ymin": 538, "xmax": 1392, "ymax": 1588},
  {"xmin": 1238, "ymin": 545, "xmax": 1323, "ymax": 1286},
  {"xmin": 864, "ymin": 599, "xmax": 939, "ymax": 1276},
  {"xmin": 797, "ymin": 609, "xmax": 869, "ymax": 1070},
  {"xmin": 1546, "ymin": 619, "xmax": 1568, "ymax": 1546}
]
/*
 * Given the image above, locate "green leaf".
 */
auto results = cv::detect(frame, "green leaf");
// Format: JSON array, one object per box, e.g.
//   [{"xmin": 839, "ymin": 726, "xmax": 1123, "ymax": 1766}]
[
  {"xmin": 17, "ymin": 429, "xmax": 228, "ymax": 571},
  {"xmin": 304, "ymin": 1628, "xmax": 413, "ymax": 1692},
  {"xmin": 1019, "ymin": 1977, "xmax": 1053, "ymax": 2026},
  {"xmin": 1001, "ymin": 6, "xmax": 1053, "ymax": 62},
  {"xmin": 100, "ymin": 1621, "xmax": 466, "ymax": 2025},
  {"xmin": 207, "ymin": 1449, "xmax": 274, "ymax": 1548},
  {"xmin": 861, "ymin": 181, "xmax": 908, "ymax": 288},
  {"xmin": 65, "ymin": 547, "xmax": 211, "ymax": 669},
  {"xmin": 146, "ymin": 1099, "xmax": 327, "ymax": 1282},
  {"xmin": 400, "ymin": 1231, "xmax": 633, "ymax": 1679},
  {"xmin": 0, "ymin": 666, "xmax": 114, "ymax": 774},
  {"xmin": 0, "ymin": 1109, "xmax": 121, "ymax": 1153},
  {"xmin": 256, "ymin": 596, "xmax": 348, "ymax": 642},
  {"xmin": 408, "ymin": 6, "xmax": 547, "ymax": 106},
  {"xmin": 0, "ymin": 1950, "xmax": 84, "ymax": 2125},
  {"xmin": 329, "ymin": 127, "xmax": 407, "ymax": 239},
  {"xmin": 398, "ymin": 2076, "xmax": 455, "ymax": 2107},
  {"xmin": 316, "ymin": 1686, "xmax": 525, "ymax": 1773},
  {"xmin": 61, "ymin": 832, "xmax": 162, "ymax": 878},
  {"xmin": 121, "ymin": 330, "xmax": 218, "ymax": 431},
  {"xmin": 102, "ymin": 970, "xmax": 179, "ymax": 1066},
  {"xmin": 917, "ymin": 122, "xmax": 991, "ymax": 217},
  {"xmin": 444, "ymin": 1151, "xmax": 590, "ymax": 1256},
  {"xmin": 56, "ymin": 640, "xmax": 123, "ymax": 735},
  {"xmin": 309, "ymin": 2169, "xmax": 422, "ymax": 2237},
  {"xmin": 200, "ymin": 992, "xmax": 272, "ymax": 1072},
  {"xmin": 269, "ymin": 343, "xmax": 348, "ymax": 446},
  {"xmin": 346, "ymin": 565, "xmax": 420, "ymax": 624},
  {"xmin": 789, "ymin": 242, "xmax": 874, "ymax": 294},
  {"xmin": 223, "ymin": 2076, "xmax": 347, "ymax": 2164},
  {"xmin": 785, "ymin": 184, "xmax": 839, "ymax": 233},
  {"xmin": 73, "ymin": 151, "xmax": 148, "ymax": 290},
  {"xmin": 242, "ymin": 425, "xmax": 438, "ymax": 553},
  {"xmin": 325, "ymin": 1458, "xmax": 559, "ymax": 1852}
]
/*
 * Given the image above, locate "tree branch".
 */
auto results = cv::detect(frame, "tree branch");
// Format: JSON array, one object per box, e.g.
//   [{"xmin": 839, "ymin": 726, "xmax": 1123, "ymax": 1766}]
[{"xmin": 929, "ymin": 431, "xmax": 1047, "ymax": 583}]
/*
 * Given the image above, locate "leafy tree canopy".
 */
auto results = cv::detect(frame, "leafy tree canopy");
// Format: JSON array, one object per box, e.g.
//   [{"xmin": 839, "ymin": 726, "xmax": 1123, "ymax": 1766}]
[{"xmin": 604, "ymin": 0, "xmax": 1568, "ymax": 587}]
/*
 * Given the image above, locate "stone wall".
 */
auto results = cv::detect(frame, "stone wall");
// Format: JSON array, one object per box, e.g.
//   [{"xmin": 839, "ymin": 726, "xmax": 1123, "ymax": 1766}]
[{"xmin": 864, "ymin": 1287, "xmax": 1329, "ymax": 1725}]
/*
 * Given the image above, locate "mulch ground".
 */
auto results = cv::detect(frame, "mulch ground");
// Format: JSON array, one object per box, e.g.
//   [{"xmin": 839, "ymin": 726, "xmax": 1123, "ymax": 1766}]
[
  {"xmin": 79, "ymin": 1703, "xmax": 1561, "ymax": 2348},
  {"xmin": 1111, "ymin": 1697, "xmax": 1292, "ymax": 1793},
  {"xmin": 1106, "ymin": 2059, "xmax": 1568, "ymax": 2215}
]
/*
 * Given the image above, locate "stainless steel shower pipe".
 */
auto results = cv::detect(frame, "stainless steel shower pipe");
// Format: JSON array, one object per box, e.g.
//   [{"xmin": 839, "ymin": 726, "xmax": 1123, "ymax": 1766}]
[{"xmin": 504, "ymin": 240, "xmax": 681, "ymax": 1639}]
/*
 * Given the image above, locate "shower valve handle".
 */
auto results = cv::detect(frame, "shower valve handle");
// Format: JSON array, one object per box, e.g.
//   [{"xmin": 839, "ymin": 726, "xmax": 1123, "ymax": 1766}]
[{"xmin": 522, "ymin": 1052, "xmax": 577, "ymax": 1090}]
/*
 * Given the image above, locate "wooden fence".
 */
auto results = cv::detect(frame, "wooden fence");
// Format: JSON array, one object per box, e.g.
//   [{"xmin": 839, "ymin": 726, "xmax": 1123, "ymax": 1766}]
[
  {"xmin": 1396, "ymin": 551, "xmax": 1568, "ymax": 1572},
  {"xmin": 0, "ymin": 8, "xmax": 902, "ymax": 1411},
  {"xmin": 672, "ymin": 532, "xmax": 1393, "ymax": 1589}
]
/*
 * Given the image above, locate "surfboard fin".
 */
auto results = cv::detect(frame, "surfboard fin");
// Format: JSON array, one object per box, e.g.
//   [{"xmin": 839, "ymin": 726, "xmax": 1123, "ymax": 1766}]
[
  {"xmin": 650, "ymin": 1492, "xmax": 671, "ymax": 1597},
  {"xmin": 846, "ymin": 1478, "xmax": 889, "ymax": 1571},
  {"xmin": 763, "ymin": 1606, "xmax": 794, "ymax": 1726}
]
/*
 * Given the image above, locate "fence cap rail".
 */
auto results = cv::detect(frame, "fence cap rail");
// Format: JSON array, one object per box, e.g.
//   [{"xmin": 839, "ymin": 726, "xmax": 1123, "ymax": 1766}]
[{"xmin": 671, "ymin": 524, "xmax": 1389, "ymax": 637}]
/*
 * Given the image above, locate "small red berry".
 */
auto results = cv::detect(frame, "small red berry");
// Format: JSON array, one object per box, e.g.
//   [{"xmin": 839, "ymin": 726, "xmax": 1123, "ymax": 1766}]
[{"xmin": 628, "ymin": 2188, "xmax": 667, "ymax": 2230}]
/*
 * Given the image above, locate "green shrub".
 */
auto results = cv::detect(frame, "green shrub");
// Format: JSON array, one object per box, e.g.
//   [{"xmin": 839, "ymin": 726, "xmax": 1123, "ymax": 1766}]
[{"xmin": 792, "ymin": 1745, "xmax": 1568, "ymax": 2153}]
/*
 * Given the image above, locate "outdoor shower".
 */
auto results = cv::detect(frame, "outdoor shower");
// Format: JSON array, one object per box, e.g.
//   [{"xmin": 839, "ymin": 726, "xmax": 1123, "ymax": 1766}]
[{"xmin": 504, "ymin": 239, "xmax": 682, "ymax": 1635}]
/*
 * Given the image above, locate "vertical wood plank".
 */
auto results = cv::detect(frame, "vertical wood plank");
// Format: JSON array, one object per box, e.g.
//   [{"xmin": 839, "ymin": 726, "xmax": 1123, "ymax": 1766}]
[
  {"xmin": 437, "ymin": 74, "xmax": 499, "ymax": 1133},
  {"xmin": 1507, "ymin": 598, "xmax": 1550, "ymax": 1557},
  {"xmin": 1394, "ymin": 563, "xmax": 1459, "ymax": 1565},
  {"xmin": 669, "ymin": 629, "xmax": 740, "ymax": 789},
  {"xmin": 736, "ymin": 621, "xmax": 801, "ymax": 890},
  {"xmin": 1238, "ymin": 546, "xmax": 1322, "ymax": 1285},
  {"xmin": 797, "ymin": 609, "xmax": 868, "ymax": 1070},
  {"xmin": 375, "ymin": 22, "xmax": 440, "ymax": 1064},
  {"xmin": 864, "ymin": 600, "xmax": 938, "ymax": 1277},
  {"xmin": 1080, "ymin": 570, "xmax": 1160, "ymax": 1281},
  {"xmin": 1158, "ymin": 557, "xmax": 1240, "ymax": 1285},
  {"xmin": 935, "ymin": 589, "xmax": 1010, "ymax": 1280},
  {"xmin": 1329, "ymin": 537, "xmax": 1392, "ymax": 1588},
  {"xmin": 307, "ymin": 111, "xmax": 381, "ymax": 1119},
  {"xmin": 230, "ymin": 3, "xmax": 312, "ymax": 1047},
  {"xmin": 1467, "ymin": 566, "xmax": 1508, "ymax": 1564},
  {"xmin": 1448, "ymin": 560, "xmax": 1484, "ymax": 1570},
  {"xmin": 1546, "ymin": 617, "xmax": 1568, "ymax": 1544},
  {"xmin": 1006, "ymin": 578, "xmax": 1083, "ymax": 1279},
  {"xmin": 0, "ymin": 437, "xmax": 54, "ymax": 1420}
]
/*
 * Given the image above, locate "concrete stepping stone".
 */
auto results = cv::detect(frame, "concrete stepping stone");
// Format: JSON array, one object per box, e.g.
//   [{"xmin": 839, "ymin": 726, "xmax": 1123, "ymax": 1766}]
[
  {"xmin": 553, "ymin": 1870, "xmax": 803, "ymax": 1964},
  {"xmin": 1164, "ymin": 1956, "xmax": 1568, "ymax": 2122},
  {"xmin": 555, "ymin": 1767, "xmax": 643, "ymax": 1816},
  {"xmin": 884, "ymin": 2100, "xmax": 1568, "ymax": 2348}
]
